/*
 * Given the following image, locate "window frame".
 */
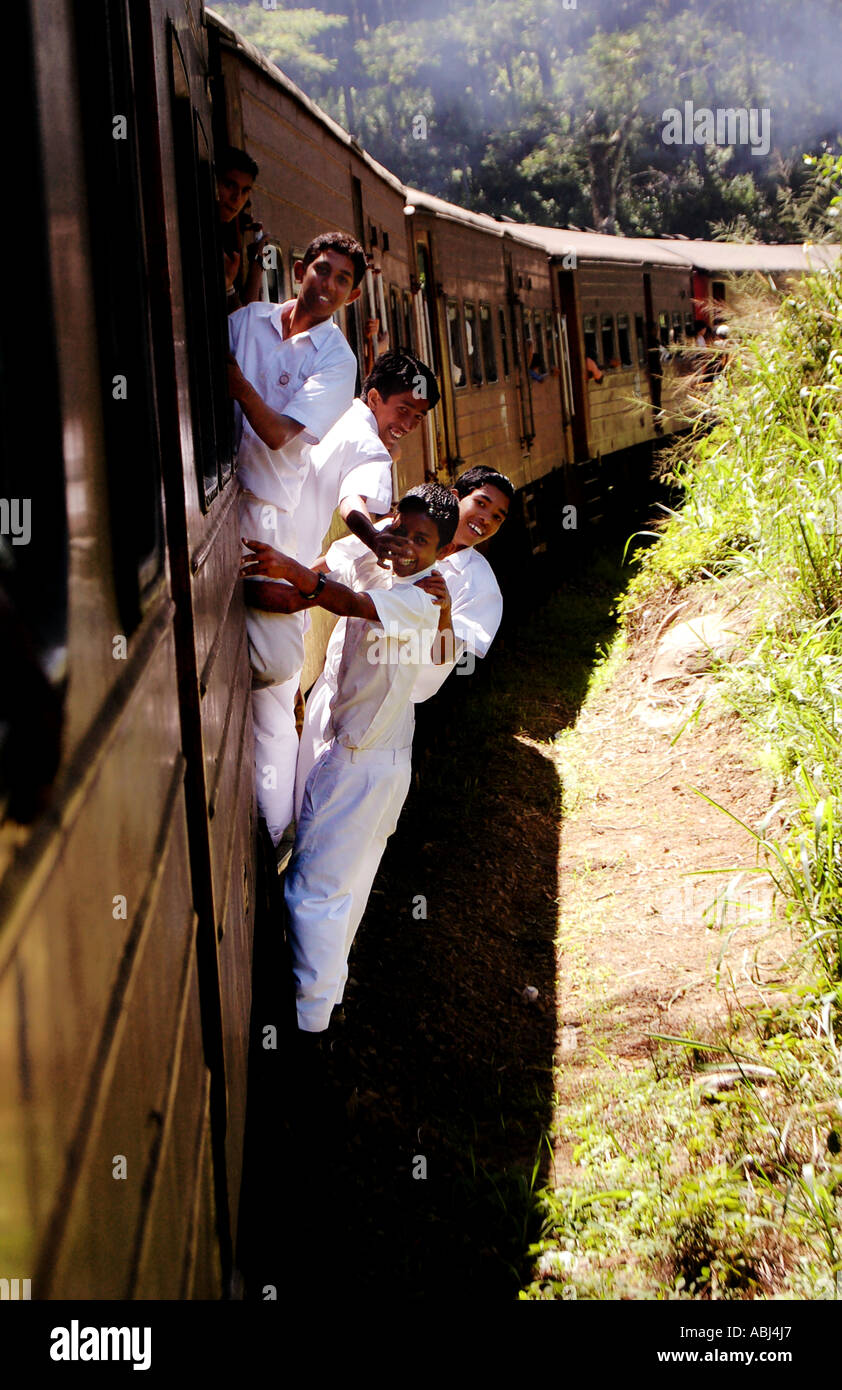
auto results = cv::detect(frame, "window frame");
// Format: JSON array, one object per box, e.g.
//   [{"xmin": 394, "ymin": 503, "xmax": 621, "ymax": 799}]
[
  {"xmin": 479, "ymin": 303, "xmax": 498, "ymax": 383},
  {"xmin": 583, "ymin": 313, "xmax": 599, "ymax": 364},
  {"xmin": 463, "ymin": 300, "xmax": 483, "ymax": 387},
  {"xmin": 446, "ymin": 298, "xmax": 467, "ymax": 389},
  {"xmin": 600, "ymin": 313, "xmax": 617, "ymax": 368},
  {"xmin": 616, "ymin": 312, "xmax": 633, "ymax": 368}
]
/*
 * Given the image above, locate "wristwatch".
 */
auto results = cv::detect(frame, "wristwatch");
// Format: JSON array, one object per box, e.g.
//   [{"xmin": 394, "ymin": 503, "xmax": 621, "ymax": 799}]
[{"xmin": 301, "ymin": 573, "xmax": 326, "ymax": 602}]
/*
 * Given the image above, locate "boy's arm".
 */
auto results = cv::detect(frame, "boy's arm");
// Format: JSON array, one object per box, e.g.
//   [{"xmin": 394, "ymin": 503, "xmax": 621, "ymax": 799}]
[
  {"xmin": 339, "ymin": 497, "xmax": 414, "ymax": 565},
  {"xmin": 414, "ymin": 571, "xmax": 454, "ymax": 665},
  {"xmin": 241, "ymin": 540, "xmax": 377, "ymax": 620},
  {"xmin": 227, "ymin": 355, "xmax": 304, "ymax": 452}
]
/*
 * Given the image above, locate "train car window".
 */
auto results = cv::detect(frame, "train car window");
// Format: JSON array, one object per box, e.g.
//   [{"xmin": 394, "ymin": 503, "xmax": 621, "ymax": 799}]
[
  {"xmin": 447, "ymin": 301, "xmax": 466, "ymax": 388},
  {"xmin": 341, "ymin": 300, "xmax": 364, "ymax": 394},
  {"xmin": 616, "ymin": 314, "xmax": 633, "ymax": 367},
  {"xmin": 498, "ymin": 307, "xmax": 510, "ymax": 377},
  {"xmin": 684, "ymin": 312, "xmax": 695, "ymax": 339},
  {"xmin": 635, "ymin": 313, "xmax": 646, "ymax": 364},
  {"xmin": 169, "ymin": 31, "xmax": 234, "ymax": 510},
  {"xmin": 390, "ymin": 285, "xmax": 402, "ymax": 349},
  {"xmin": 402, "ymin": 290, "xmax": 415, "ymax": 355},
  {"xmin": 0, "ymin": 0, "xmax": 68, "ymax": 824},
  {"xmin": 511, "ymin": 303, "xmax": 525, "ymax": 369},
  {"xmin": 480, "ymin": 305, "xmax": 498, "ymax": 382},
  {"xmin": 712, "ymin": 281, "xmax": 726, "ymax": 304},
  {"xmin": 659, "ymin": 312, "xmax": 670, "ymax": 348},
  {"xmin": 464, "ymin": 303, "xmax": 483, "ymax": 387},
  {"xmin": 583, "ymin": 315, "xmax": 599, "ymax": 363},
  {"xmin": 672, "ymin": 311, "xmax": 682, "ymax": 343},
  {"xmin": 533, "ymin": 317, "xmax": 547, "ymax": 373},
  {"xmin": 545, "ymin": 312, "xmax": 558, "ymax": 370},
  {"xmin": 71, "ymin": 0, "xmax": 168, "ymax": 625},
  {"xmin": 261, "ymin": 242, "xmax": 285, "ymax": 303},
  {"xmin": 601, "ymin": 314, "xmax": 617, "ymax": 368}
]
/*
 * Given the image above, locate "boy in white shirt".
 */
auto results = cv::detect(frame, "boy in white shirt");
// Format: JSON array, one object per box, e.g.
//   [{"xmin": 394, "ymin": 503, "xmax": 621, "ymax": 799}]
[
  {"xmin": 242, "ymin": 351, "xmax": 440, "ymax": 845},
  {"xmin": 228, "ymin": 231, "xmax": 364, "ymax": 844},
  {"xmin": 293, "ymin": 465, "xmax": 514, "ymax": 815},
  {"xmin": 296, "ymin": 351, "xmax": 440, "ymax": 571},
  {"xmin": 240, "ymin": 483, "xmax": 459, "ymax": 1033}
]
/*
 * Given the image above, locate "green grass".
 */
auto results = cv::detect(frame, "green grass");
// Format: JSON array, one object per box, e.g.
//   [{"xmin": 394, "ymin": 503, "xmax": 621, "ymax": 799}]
[{"xmin": 524, "ymin": 252, "xmax": 842, "ymax": 1301}]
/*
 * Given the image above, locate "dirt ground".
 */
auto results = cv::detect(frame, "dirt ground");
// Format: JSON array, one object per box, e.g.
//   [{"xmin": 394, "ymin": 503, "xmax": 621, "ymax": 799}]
[
  {"xmin": 238, "ymin": 557, "xmax": 791, "ymax": 1302},
  {"xmin": 546, "ymin": 584, "xmax": 793, "ymax": 1186}
]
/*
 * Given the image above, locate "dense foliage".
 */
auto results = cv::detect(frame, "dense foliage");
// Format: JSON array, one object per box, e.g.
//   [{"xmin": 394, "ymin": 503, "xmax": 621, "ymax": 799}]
[{"xmin": 212, "ymin": 0, "xmax": 842, "ymax": 237}]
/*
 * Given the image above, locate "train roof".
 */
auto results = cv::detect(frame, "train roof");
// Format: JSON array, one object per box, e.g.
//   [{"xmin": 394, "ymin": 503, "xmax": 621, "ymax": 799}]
[
  {"xmin": 648, "ymin": 238, "xmax": 841, "ymax": 273},
  {"xmin": 205, "ymin": 7, "xmax": 406, "ymax": 199},
  {"xmin": 501, "ymin": 222, "xmax": 690, "ymax": 268}
]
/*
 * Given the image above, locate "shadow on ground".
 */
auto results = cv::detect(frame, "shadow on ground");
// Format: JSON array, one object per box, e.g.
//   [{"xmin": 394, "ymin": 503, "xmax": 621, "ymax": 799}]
[{"xmin": 237, "ymin": 538, "xmax": 644, "ymax": 1302}]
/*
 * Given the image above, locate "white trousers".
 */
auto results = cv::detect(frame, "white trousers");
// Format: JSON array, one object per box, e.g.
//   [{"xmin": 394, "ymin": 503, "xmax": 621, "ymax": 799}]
[
  {"xmin": 252, "ymin": 679, "xmax": 300, "ymax": 844},
  {"xmin": 285, "ymin": 742, "xmax": 412, "ymax": 1032},
  {"xmin": 241, "ymin": 490, "xmax": 305, "ymax": 844},
  {"xmin": 240, "ymin": 491, "xmax": 305, "ymax": 688},
  {"xmin": 293, "ymin": 675, "xmax": 334, "ymax": 822}
]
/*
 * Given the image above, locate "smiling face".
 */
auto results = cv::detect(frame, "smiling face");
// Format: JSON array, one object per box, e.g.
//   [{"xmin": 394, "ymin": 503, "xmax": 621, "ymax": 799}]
[
  {"xmin": 217, "ymin": 168, "xmax": 253, "ymax": 224},
  {"xmin": 382, "ymin": 507, "xmax": 443, "ymax": 576},
  {"xmin": 367, "ymin": 387, "xmax": 430, "ymax": 449},
  {"xmin": 452, "ymin": 484, "xmax": 510, "ymax": 549},
  {"xmin": 294, "ymin": 249, "xmax": 361, "ymax": 320}
]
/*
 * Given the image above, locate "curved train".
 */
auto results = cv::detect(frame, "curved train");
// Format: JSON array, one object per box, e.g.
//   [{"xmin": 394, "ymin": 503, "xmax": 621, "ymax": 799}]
[{"xmin": 0, "ymin": 0, "xmax": 836, "ymax": 1300}]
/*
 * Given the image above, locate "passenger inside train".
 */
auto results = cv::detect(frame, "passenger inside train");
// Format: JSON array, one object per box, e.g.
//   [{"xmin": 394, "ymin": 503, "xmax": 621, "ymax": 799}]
[{"xmin": 216, "ymin": 145, "xmax": 267, "ymax": 311}]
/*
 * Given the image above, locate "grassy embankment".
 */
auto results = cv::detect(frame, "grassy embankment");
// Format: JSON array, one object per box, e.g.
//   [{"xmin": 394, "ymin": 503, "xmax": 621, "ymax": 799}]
[{"xmin": 521, "ymin": 257, "xmax": 842, "ymax": 1300}]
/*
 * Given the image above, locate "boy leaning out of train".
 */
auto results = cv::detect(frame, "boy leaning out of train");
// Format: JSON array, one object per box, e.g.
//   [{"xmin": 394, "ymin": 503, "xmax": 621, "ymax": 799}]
[
  {"xmin": 239, "ymin": 483, "xmax": 459, "ymax": 1036},
  {"xmin": 227, "ymin": 230, "xmax": 366, "ymax": 844}
]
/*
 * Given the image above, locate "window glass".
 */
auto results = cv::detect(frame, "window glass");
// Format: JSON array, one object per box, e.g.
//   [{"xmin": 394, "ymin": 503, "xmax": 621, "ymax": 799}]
[
  {"xmin": 480, "ymin": 304, "xmax": 498, "ymax": 382},
  {"xmin": 583, "ymin": 314, "xmax": 599, "ymax": 362},
  {"xmin": 532, "ymin": 317, "xmax": 547, "ymax": 373},
  {"xmin": 402, "ymin": 289, "xmax": 414, "ymax": 354},
  {"xmin": 601, "ymin": 313, "xmax": 616, "ymax": 366},
  {"xmin": 390, "ymin": 285, "xmax": 401, "ymax": 350},
  {"xmin": 685, "ymin": 312, "xmax": 695, "ymax": 339},
  {"xmin": 171, "ymin": 37, "xmax": 234, "ymax": 508},
  {"xmin": 447, "ymin": 300, "xmax": 466, "ymax": 387},
  {"xmin": 616, "ymin": 313, "xmax": 633, "ymax": 367},
  {"xmin": 464, "ymin": 302, "xmax": 483, "ymax": 386},
  {"xmin": 658, "ymin": 311, "xmax": 670, "ymax": 347},
  {"xmin": 672, "ymin": 311, "xmax": 682, "ymax": 342},
  {"xmin": 261, "ymin": 243, "xmax": 285, "ymax": 303},
  {"xmin": 635, "ymin": 313, "xmax": 646, "ymax": 363},
  {"xmin": 546, "ymin": 311, "xmax": 558, "ymax": 369},
  {"xmin": 75, "ymin": 0, "xmax": 166, "ymax": 623},
  {"xmin": 498, "ymin": 306, "xmax": 510, "ymax": 377},
  {"xmin": 1, "ymin": 0, "xmax": 68, "ymax": 823}
]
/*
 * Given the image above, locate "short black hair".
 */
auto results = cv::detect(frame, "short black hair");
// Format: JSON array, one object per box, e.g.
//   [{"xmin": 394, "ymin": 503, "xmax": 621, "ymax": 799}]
[
  {"xmin": 301, "ymin": 232, "xmax": 367, "ymax": 288},
  {"xmin": 219, "ymin": 146, "xmax": 258, "ymax": 181},
  {"xmin": 454, "ymin": 465, "xmax": 514, "ymax": 502},
  {"xmin": 362, "ymin": 351, "xmax": 440, "ymax": 409},
  {"xmin": 397, "ymin": 483, "xmax": 459, "ymax": 549}
]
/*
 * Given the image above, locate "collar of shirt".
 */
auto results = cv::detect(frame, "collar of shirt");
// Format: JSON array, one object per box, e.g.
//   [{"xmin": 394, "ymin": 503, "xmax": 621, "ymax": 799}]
[
  {"xmin": 275, "ymin": 299, "xmax": 337, "ymax": 350},
  {"xmin": 390, "ymin": 561, "xmax": 436, "ymax": 587}
]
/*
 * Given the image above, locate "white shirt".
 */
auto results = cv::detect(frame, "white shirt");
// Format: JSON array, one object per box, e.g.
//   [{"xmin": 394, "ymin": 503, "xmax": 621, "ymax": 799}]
[
  {"xmin": 411, "ymin": 545, "xmax": 503, "ymax": 702},
  {"xmin": 296, "ymin": 398, "xmax": 394, "ymax": 566},
  {"xmin": 322, "ymin": 538, "xmax": 438, "ymax": 751},
  {"xmin": 228, "ymin": 300, "xmax": 356, "ymax": 511}
]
